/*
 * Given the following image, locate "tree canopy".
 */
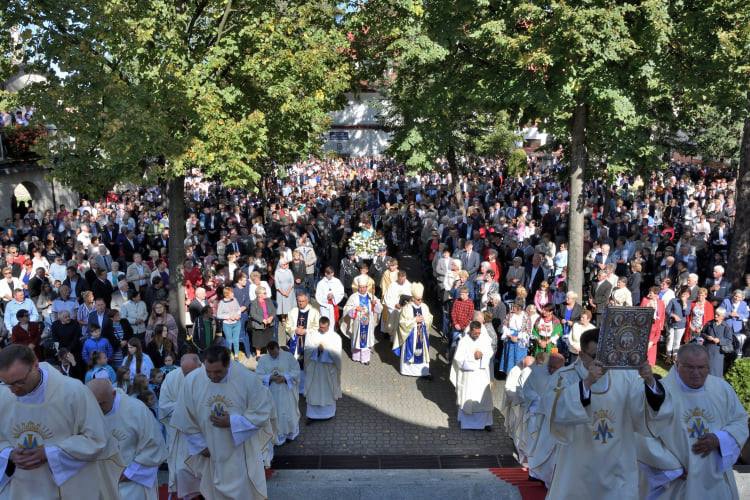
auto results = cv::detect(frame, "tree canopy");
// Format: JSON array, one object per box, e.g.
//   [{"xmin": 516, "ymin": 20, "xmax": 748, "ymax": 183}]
[{"xmin": 5, "ymin": 0, "xmax": 351, "ymax": 194}]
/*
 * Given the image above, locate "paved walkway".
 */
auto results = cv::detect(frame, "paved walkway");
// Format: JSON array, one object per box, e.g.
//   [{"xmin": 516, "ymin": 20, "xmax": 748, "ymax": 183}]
[{"xmin": 276, "ymin": 254, "xmax": 515, "ymax": 457}]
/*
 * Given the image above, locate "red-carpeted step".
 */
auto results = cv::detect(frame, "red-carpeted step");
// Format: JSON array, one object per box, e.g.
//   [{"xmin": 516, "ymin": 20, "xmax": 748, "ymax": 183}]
[{"xmin": 489, "ymin": 467, "xmax": 547, "ymax": 500}]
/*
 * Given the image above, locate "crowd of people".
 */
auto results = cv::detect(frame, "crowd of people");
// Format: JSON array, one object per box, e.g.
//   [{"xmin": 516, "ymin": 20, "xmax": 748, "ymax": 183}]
[
  {"xmin": 0, "ymin": 108, "xmax": 32, "ymax": 128},
  {"xmin": 0, "ymin": 153, "xmax": 749, "ymax": 499}
]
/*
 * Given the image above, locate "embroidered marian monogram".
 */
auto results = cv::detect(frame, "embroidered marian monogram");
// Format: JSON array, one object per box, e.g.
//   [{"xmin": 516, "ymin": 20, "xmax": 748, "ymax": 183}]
[
  {"xmin": 592, "ymin": 409, "xmax": 615, "ymax": 444},
  {"xmin": 12, "ymin": 421, "xmax": 54, "ymax": 449},
  {"xmin": 683, "ymin": 407, "xmax": 715, "ymax": 439},
  {"xmin": 207, "ymin": 394, "xmax": 234, "ymax": 417}
]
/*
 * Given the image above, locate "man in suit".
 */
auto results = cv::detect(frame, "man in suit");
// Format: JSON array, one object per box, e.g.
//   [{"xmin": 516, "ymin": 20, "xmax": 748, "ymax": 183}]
[
  {"xmin": 590, "ymin": 269, "xmax": 613, "ymax": 325},
  {"xmin": 506, "ymin": 239, "xmax": 525, "ymax": 265},
  {"xmin": 119, "ymin": 230, "xmax": 139, "ymax": 263},
  {"xmin": 189, "ymin": 287, "xmax": 208, "ymax": 324},
  {"xmin": 706, "ymin": 264, "xmax": 731, "ymax": 305},
  {"xmin": 94, "ymin": 244, "xmax": 114, "ymax": 273},
  {"xmin": 458, "ymin": 240, "xmax": 480, "ymax": 282},
  {"xmin": 152, "ymin": 228, "xmax": 170, "ymax": 253},
  {"xmin": 91, "ymin": 268, "xmax": 114, "ymax": 308},
  {"xmin": 525, "ymin": 253, "xmax": 546, "ymax": 304},
  {"xmin": 100, "ymin": 221, "xmax": 120, "ymax": 255},
  {"xmin": 63, "ymin": 265, "xmax": 89, "ymax": 303},
  {"xmin": 88, "ymin": 297, "xmax": 113, "ymax": 341},
  {"xmin": 225, "ymin": 233, "xmax": 243, "ymax": 257}
]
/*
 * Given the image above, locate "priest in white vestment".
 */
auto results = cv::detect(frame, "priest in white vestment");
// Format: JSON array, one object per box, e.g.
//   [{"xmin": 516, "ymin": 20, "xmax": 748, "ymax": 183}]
[
  {"xmin": 256, "ymin": 341, "xmax": 301, "ymax": 444},
  {"xmin": 341, "ymin": 276, "xmax": 383, "ymax": 364},
  {"xmin": 395, "ymin": 283, "xmax": 433, "ymax": 377},
  {"xmin": 304, "ymin": 317, "xmax": 343, "ymax": 421},
  {"xmin": 158, "ymin": 353, "xmax": 202, "ymax": 500},
  {"xmin": 314, "ymin": 267, "xmax": 345, "ymax": 333},
  {"xmin": 88, "ymin": 380, "xmax": 167, "ymax": 500},
  {"xmin": 548, "ymin": 328, "xmax": 671, "ymax": 500},
  {"xmin": 637, "ymin": 343, "xmax": 748, "ymax": 500},
  {"xmin": 0, "ymin": 345, "xmax": 122, "ymax": 500},
  {"xmin": 450, "ymin": 320, "xmax": 495, "ymax": 430},
  {"xmin": 521, "ymin": 353, "xmax": 564, "ymax": 484},
  {"xmin": 0, "ymin": 344, "xmax": 124, "ymax": 499},
  {"xmin": 171, "ymin": 345, "xmax": 275, "ymax": 500},
  {"xmin": 499, "ymin": 356, "xmax": 534, "ymax": 440},
  {"xmin": 382, "ymin": 270, "xmax": 411, "ymax": 338},
  {"xmin": 284, "ymin": 292, "xmax": 321, "ymax": 394}
]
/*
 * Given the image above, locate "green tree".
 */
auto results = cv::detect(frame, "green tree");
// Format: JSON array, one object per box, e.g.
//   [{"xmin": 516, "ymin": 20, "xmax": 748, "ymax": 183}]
[
  {"xmin": 666, "ymin": 1, "xmax": 750, "ymax": 286},
  {"xmin": 474, "ymin": 1, "xmax": 674, "ymax": 297},
  {"xmin": 5, "ymin": 0, "xmax": 350, "ymax": 332},
  {"xmin": 347, "ymin": 0, "xmax": 519, "ymax": 206},
  {"xmin": 352, "ymin": 1, "xmax": 673, "ymax": 297},
  {"xmin": 0, "ymin": 24, "xmax": 22, "ymax": 130}
]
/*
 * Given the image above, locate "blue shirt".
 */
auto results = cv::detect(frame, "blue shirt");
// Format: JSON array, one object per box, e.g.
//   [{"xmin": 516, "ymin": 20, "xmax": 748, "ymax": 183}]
[{"xmin": 4, "ymin": 298, "xmax": 39, "ymax": 331}]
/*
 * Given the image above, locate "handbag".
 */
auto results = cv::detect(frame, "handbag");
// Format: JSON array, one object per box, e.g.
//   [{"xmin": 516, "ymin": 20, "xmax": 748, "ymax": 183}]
[{"xmin": 721, "ymin": 337, "xmax": 739, "ymax": 355}]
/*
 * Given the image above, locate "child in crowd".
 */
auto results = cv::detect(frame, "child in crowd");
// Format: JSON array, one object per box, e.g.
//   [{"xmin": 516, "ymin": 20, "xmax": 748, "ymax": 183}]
[
  {"xmin": 81, "ymin": 325, "xmax": 112, "ymax": 366},
  {"xmin": 129, "ymin": 373, "xmax": 149, "ymax": 397},
  {"xmin": 137, "ymin": 390, "xmax": 159, "ymax": 419},
  {"xmin": 160, "ymin": 353, "xmax": 178, "ymax": 376},
  {"xmin": 84, "ymin": 350, "xmax": 117, "ymax": 383},
  {"xmin": 115, "ymin": 366, "xmax": 131, "ymax": 393},
  {"xmin": 148, "ymin": 368, "xmax": 165, "ymax": 399}
]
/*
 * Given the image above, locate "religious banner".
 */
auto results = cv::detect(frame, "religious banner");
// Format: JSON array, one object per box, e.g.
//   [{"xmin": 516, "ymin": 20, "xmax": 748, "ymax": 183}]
[{"xmin": 596, "ymin": 306, "xmax": 653, "ymax": 369}]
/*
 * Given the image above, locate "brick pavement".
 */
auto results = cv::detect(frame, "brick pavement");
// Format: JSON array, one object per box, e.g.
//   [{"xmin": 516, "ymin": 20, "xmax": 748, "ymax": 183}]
[{"xmin": 276, "ymin": 327, "xmax": 515, "ymax": 456}]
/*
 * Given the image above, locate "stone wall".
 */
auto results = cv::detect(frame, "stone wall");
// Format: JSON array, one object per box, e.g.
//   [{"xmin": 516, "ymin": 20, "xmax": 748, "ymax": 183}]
[{"xmin": 0, "ymin": 162, "xmax": 78, "ymax": 223}]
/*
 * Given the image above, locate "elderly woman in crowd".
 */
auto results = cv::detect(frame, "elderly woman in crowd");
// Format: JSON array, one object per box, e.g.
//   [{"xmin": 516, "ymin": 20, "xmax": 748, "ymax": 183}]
[{"xmin": 249, "ymin": 285, "xmax": 277, "ymax": 358}]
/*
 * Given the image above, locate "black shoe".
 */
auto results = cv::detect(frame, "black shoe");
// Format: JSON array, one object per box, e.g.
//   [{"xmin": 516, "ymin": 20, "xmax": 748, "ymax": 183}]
[
  {"xmin": 305, "ymin": 418, "xmax": 314, "ymax": 426},
  {"xmin": 484, "ymin": 425, "xmax": 493, "ymax": 432},
  {"xmin": 363, "ymin": 362, "xmax": 370, "ymax": 365},
  {"xmin": 421, "ymin": 374, "xmax": 433, "ymax": 381}
]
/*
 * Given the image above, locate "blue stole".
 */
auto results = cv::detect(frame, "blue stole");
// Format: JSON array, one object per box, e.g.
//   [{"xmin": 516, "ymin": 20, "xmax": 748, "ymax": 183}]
[
  {"xmin": 288, "ymin": 309, "xmax": 309, "ymax": 359},
  {"xmin": 563, "ymin": 308, "xmax": 573, "ymax": 335},
  {"xmin": 404, "ymin": 305, "xmax": 429, "ymax": 364},
  {"xmin": 358, "ymin": 294, "xmax": 370, "ymax": 349}
]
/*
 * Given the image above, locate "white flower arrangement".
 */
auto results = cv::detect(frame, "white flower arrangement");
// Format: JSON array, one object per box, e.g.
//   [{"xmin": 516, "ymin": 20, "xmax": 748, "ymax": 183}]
[{"xmin": 348, "ymin": 231, "xmax": 385, "ymax": 259}]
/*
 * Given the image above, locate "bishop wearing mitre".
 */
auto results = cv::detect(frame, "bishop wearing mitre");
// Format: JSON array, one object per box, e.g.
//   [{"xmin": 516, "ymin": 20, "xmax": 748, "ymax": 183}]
[
  {"xmin": 394, "ymin": 282, "xmax": 433, "ymax": 377},
  {"xmin": 87, "ymin": 379, "xmax": 167, "ymax": 500},
  {"xmin": 341, "ymin": 275, "xmax": 383, "ymax": 365}
]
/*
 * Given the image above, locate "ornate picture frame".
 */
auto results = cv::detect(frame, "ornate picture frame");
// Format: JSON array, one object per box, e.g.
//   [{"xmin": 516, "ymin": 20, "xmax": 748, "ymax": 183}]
[{"xmin": 596, "ymin": 306, "xmax": 654, "ymax": 369}]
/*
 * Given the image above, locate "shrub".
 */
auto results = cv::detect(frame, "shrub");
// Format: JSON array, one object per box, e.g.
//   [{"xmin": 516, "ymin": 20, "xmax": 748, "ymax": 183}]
[{"xmin": 725, "ymin": 358, "xmax": 750, "ymax": 415}]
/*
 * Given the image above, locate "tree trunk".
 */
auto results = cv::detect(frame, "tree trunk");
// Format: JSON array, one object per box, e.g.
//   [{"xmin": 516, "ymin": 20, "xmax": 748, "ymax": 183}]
[
  {"xmin": 447, "ymin": 145, "xmax": 464, "ymax": 208},
  {"xmin": 727, "ymin": 109, "xmax": 750, "ymax": 287},
  {"xmin": 567, "ymin": 102, "xmax": 587, "ymax": 299},
  {"xmin": 167, "ymin": 174, "xmax": 187, "ymax": 344}
]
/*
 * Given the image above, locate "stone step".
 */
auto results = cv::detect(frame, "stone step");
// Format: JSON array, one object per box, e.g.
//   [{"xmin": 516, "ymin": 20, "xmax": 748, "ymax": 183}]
[{"xmin": 265, "ymin": 469, "xmax": 521, "ymax": 500}]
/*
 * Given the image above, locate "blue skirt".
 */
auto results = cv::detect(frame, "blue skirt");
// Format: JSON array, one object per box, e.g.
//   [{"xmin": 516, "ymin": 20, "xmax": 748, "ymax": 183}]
[{"xmin": 500, "ymin": 341, "xmax": 527, "ymax": 374}]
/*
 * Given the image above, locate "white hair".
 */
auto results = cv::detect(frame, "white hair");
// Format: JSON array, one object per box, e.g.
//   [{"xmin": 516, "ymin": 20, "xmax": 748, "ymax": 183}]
[
  {"xmin": 714, "ymin": 265, "xmax": 724, "ymax": 274},
  {"xmin": 715, "ymin": 307, "xmax": 727, "ymax": 317},
  {"xmin": 688, "ymin": 273, "xmax": 699, "ymax": 281}
]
